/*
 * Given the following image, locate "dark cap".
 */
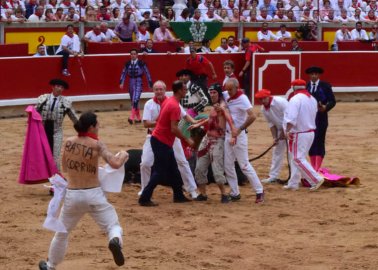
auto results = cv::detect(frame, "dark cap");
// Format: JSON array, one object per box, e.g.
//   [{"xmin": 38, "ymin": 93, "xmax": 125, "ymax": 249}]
[
  {"xmin": 176, "ymin": 69, "xmax": 193, "ymax": 77},
  {"xmin": 305, "ymin": 66, "xmax": 324, "ymax": 74},
  {"xmin": 208, "ymin": 82, "xmax": 223, "ymax": 102},
  {"xmin": 49, "ymin": 79, "xmax": 69, "ymax": 89},
  {"xmin": 143, "ymin": 11, "xmax": 151, "ymax": 15},
  {"xmin": 241, "ymin": 37, "xmax": 250, "ymax": 43}
]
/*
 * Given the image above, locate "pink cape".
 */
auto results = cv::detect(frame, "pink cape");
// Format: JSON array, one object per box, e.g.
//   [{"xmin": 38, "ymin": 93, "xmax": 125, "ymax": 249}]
[
  {"xmin": 302, "ymin": 168, "xmax": 360, "ymax": 188},
  {"xmin": 18, "ymin": 106, "xmax": 58, "ymax": 184}
]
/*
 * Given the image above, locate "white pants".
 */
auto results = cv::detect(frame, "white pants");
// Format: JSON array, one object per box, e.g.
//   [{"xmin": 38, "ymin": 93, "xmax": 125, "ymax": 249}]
[
  {"xmin": 47, "ymin": 187, "xmax": 123, "ymax": 268},
  {"xmin": 269, "ymin": 139, "xmax": 286, "ymax": 179},
  {"xmin": 140, "ymin": 135, "xmax": 197, "ymax": 193},
  {"xmin": 288, "ymin": 132, "xmax": 323, "ymax": 188},
  {"xmin": 224, "ymin": 132, "xmax": 263, "ymax": 196}
]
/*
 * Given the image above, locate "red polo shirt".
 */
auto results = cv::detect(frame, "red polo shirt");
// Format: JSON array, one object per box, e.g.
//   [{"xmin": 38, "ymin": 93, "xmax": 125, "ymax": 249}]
[
  {"xmin": 152, "ymin": 96, "xmax": 181, "ymax": 147},
  {"xmin": 245, "ymin": 44, "xmax": 264, "ymax": 62}
]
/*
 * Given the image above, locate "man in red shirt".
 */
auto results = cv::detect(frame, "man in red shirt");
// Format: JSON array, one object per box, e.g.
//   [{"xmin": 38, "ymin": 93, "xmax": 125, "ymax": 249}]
[
  {"xmin": 186, "ymin": 48, "xmax": 217, "ymax": 90},
  {"xmin": 138, "ymin": 80, "xmax": 195, "ymax": 206},
  {"xmin": 238, "ymin": 38, "xmax": 264, "ymax": 98}
]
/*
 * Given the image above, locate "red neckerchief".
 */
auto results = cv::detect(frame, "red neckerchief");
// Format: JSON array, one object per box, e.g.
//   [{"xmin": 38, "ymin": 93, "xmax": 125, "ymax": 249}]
[
  {"xmin": 2, "ymin": 3, "xmax": 9, "ymax": 8},
  {"xmin": 263, "ymin": 96, "xmax": 273, "ymax": 110},
  {"xmin": 78, "ymin": 132, "xmax": 99, "ymax": 140},
  {"xmin": 227, "ymin": 90, "xmax": 243, "ymax": 102},
  {"xmin": 153, "ymin": 96, "xmax": 167, "ymax": 105},
  {"xmin": 293, "ymin": 89, "xmax": 311, "ymax": 97},
  {"xmin": 139, "ymin": 28, "xmax": 147, "ymax": 35}
]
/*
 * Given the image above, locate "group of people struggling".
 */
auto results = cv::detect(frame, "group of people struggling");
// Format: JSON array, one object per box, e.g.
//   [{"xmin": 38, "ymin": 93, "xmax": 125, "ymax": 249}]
[{"xmin": 36, "ymin": 59, "xmax": 335, "ymax": 269}]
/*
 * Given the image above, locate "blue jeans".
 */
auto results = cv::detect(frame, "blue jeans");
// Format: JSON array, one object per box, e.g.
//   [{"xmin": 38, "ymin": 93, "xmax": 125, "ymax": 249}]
[{"xmin": 139, "ymin": 136, "xmax": 185, "ymax": 202}]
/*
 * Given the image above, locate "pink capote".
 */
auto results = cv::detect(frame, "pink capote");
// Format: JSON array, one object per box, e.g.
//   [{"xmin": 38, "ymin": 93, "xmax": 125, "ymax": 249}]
[
  {"xmin": 18, "ymin": 106, "xmax": 58, "ymax": 184},
  {"xmin": 301, "ymin": 168, "xmax": 360, "ymax": 188}
]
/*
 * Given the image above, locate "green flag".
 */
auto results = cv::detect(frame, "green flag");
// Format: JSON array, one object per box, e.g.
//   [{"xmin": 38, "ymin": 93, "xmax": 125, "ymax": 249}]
[{"xmin": 170, "ymin": 22, "xmax": 224, "ymax": 43}]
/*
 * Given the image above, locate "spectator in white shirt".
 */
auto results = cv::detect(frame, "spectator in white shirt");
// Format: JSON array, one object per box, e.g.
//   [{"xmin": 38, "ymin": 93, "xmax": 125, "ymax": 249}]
[
  {"xmin": 258, "ymin": 22, "xmax": 277, "ymax": 41},
  {"xmin": 276, "ymin": 24, "xmax": 292, "ymax": 41},
  {"xmin": 100, "ymin": 22, "xmax": 118, "ymax": 41},
  {"xmin": 176, "ymin": 7, "xmax": 190, "ymax": 22},
  {"xmin": 191, "ymin": 8, "xmax": 205, "ymax": 22},
  {"xmin": 65, "ymin": 6, "xmax": 80, "ymax": 22},
  {"xmin": 215, "ymin": 37, "xmax": 232, "ymax": 53},
  {"xmin": 351, "ymin": 21, "xmax": 369, "ymax": 40},
  {"xmin": 332, "ymin": 23, "xmax": 352, "ymax": 50},
  {"xmin": 83, "ymin": 25, "xmax": 109, "ymax": 43},
  {"xmin": 198, "ymin": 0, "xmax": 213, "ymax": 16},
  {"xmin": 137, "ymin": 21, "xmax": 150, "ymax": 42},
  {"xmin": 257, "ymin": 7, "xmax": 273, "ymax": 21},
  {"xmin": 227, "ymin": 35, "xmax": 240, "ymax": 52},
  {"xmin": 28, "ymin": 6, "xmax": 46, "ymax": 22},
  {"xmin": 111, "ymin": 0, "xmax": 126, "ymax": 18},
  {"xmin": 204, "ymin": 6, "xmax": 223, "ymax": 21}
]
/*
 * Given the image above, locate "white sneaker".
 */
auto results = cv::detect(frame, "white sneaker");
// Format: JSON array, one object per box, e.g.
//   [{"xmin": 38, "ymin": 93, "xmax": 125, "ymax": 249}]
[
  {"xmin": 283, "ymin": 185, "xmax": 299, "ymax": 191},
  {"xmin": 137, "ymin": 189, "xmax": 143, "ymax": 196},
  {"xmin": 309, "ymin": 178, "xmax": 325, "ymax": 191},
  {"xmin": 261, "ymin": 177, "xmax": 278, "ymax": 184}
]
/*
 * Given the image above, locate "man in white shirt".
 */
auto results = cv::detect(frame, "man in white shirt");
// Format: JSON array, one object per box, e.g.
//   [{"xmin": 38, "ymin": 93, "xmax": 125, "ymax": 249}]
[
  {"xmin": 257, "ymin": 22, "xmax": 277, "ymax": 41},
  {"xmin": 83, "ymin": 25, "xmax": 109, "ymax": 43},
  {"xmin": 215, "ymin": 37, "xmax": 232, "ymax": 53},
  {"xmin": 227, "ymin": 35, "xmax": 240, "ymax": 52},
  {"xmin": 255, "ymin": 89, "xmax": 289, "ymax": 184},
  {"xmin": 351, "ymin": 21, "xmax": 369, "ymax": 40},
  {"xmin": 28, "ymin": 6, "xmax": 46, "ymax": 22},
  {"xmin": 223, "ymin": 78, "xmax": 264, "ymax": 204},
  {"xmin": 332, "ymin": 23, "xmax": 352, "ymax": 50},
  {"xmin": 276, "ymin": 24, "xmax": 292, "ymax": 41},
  {"xmin": 100, "ymin": 22, "xmax": 118, "ymax": 41},
  {"xmin": 55, "ymin": 24, "xmax": 82, "ymax": 77},
  {"xmin": 283, "ymin": 79, "xmax": 324, "ymax": 191}
]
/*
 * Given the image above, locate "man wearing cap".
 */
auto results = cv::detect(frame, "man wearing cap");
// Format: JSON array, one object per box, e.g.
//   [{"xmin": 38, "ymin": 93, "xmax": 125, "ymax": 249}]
[
  {"xmin": 186, "ymin": 48, "xmax": 217, "ymax": 90},
  {"xmin": 283, "ymin": 79, "xmax": 324, "ymax": 191},
  {"xmin": 190, "ymin": 83, "xmax": 236, "ymax": 203},
  {"xmin": 176, "ymin": 69, "xmax": 209, "ymax": 117},
  {"xmin": 238, "ymin": 38, "xmax": 264, "ymax": 98},
  {"xmin": 223, "ymin": 78, "xmax": 264, "ymax": 204},
  {"xmin": 255, "ymin": 89, "xmax": 288, "ymax": 183},
  {"xmin": 305, "ymin": 66, "xmax": 336, "ymax": 171},
  {"xmin": 36, "ymin": 79, "xmax": 78, "ymax": 170}
]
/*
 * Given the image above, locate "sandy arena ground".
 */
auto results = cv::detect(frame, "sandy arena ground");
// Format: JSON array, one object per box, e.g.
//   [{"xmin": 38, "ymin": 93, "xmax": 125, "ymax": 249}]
[{"xmin": 0, "ymin": 102, "xmax": 377, "ymax": 270}]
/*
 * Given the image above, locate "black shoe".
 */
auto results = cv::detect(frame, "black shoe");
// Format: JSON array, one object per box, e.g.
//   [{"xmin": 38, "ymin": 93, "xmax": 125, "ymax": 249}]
[
  {"xmin": 108, "ymin": 237, "xmax": 125, "ymax": 266},
  {"xmin": 138, "ymin": 200, "xmax": 159, "ymax": 207},
  {"xmin": 229, "ymin": 194, "xmax": 241, "ymax": 202},
  {"xmin": 194, "ymin": 194, "xmax": 208, "ymax": 201},
  {"xmin": 127, "ymin": 118, "xmax": 133, "ymax": 125},
  {"xmin": 38, "ymin": 260, "xmax": 52, "ymax": 270},
  {"xmin": 135, "ymin": 120, "xmax": 142, "ymax": 124},
  {"xmin": 221, "ymin": 194, "xmax": 231, "ymax": 204},
  {"xmin": 173, "ymin": 196, "xmax": 191, "ymax": 203}
]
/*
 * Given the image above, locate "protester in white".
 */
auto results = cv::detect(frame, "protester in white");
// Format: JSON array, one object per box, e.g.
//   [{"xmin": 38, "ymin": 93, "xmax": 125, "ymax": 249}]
[
  {"xmin": 255, "ymin": 89, "xmax": 288, "ymax": 184},
  {"xmin": 223, "ymin": 78, "xmax": 264, "ymax": 204},
  {"xmin": 139, "ymin": 80, "xmax": 199, "ymax": 199},
  {"xmin": 283, "ymin": 79, "xmax": 324, "ymax": 191}
]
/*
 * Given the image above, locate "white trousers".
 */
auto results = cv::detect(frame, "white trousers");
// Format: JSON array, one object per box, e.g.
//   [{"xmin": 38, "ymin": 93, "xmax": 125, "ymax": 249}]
[
  {"xmin": 288, "ymin": 132, "xmax": 323, "ymax": 188},
  {"xmin": 47, "ymin": 187, "xmax": 123, "ymax": 268},
  {"xmin": 140, "ymin": 135, "xmax": 197, "ymax": 193},
  {"xmin": 224, "ymin": 132, "xmax": 263, "ymax": 196},
  {"xmin": 269, "ymin": 139, "xmax": 286, "ymax": 179}
]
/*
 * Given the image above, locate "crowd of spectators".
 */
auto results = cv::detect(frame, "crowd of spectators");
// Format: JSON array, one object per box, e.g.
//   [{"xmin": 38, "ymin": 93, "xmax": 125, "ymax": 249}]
[{"xmin": 0, "ymin": 0, "xmax": 377, "ymax": 24}]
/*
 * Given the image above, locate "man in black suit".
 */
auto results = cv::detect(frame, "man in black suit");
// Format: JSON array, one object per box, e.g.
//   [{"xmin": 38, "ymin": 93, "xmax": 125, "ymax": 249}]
[
  {"xmin": 140, "ymin": 39, "xmax": 158, "ymax": 54},
  {"xmin": 305, "ymin": 66, "xmax": 336, "ymax": 171}
]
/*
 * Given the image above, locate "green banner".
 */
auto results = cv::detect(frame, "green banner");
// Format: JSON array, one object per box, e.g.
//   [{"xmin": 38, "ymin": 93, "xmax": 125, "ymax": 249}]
[{"xmin": 170, "ymin": 22, "xmax": 224, "ymax": 43}]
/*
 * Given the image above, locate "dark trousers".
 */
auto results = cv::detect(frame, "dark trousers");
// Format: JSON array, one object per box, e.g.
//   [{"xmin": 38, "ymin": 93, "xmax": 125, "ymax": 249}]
[
  {"xmin": 57, "ymin": 51, "xmax": 69, "ymax": 70},
  {"xmin": 139, "ymin": 136, "xmax": 185, "ymax": 202},
  {"xmin": 120, "ymin": 37, "xmax": 133, "ymax": 42},
  {"xmin": 242, "ymin": 68, "xmax": 251, "ymax": 99}
]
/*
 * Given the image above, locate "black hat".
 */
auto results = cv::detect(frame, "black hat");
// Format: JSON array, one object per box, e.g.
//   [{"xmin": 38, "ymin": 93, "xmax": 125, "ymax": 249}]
[
  {"xmin": 305, "ymin": 66, "xmax": 324, "ymax": 74},
  {"xmin": 49, "ymin": 79, "xmax": 69, "ymax": 89},
  {"xmin": 241, "ymin": 37, "xmax": 250, "ymax": 43},
  {"xmin": 208, "ymin": 82, "xmax": 223, "ymax": 94},
  {"xmin": 176, "ymin": 69, "xmax": 193, "ymax": 77}
]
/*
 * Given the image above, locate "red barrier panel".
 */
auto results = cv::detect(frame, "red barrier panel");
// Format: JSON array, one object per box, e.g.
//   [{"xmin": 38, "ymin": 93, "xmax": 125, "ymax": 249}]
[
  {"xmin": 0, "ymin": 43, "xmax": 29, "ymax": 57},
  {"xmin": 86, "ymin": 41, "xmax": 185, "ymax": 54},
  {"xmin": 255, "ymin": 41, "xmax": 329, "ymax": 52},
  {"xmin": 337, "ymin": 41, "xmax": 377, "ymax": 51},
  {"xmin": 0, "ymin": 53, "xmax": 245, "ymax": 100}
]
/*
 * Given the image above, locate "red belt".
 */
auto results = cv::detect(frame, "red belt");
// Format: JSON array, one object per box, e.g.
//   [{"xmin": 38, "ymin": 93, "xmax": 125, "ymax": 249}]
[{"xmin": 293, "ymin": 129, "xmax": 315, "ymax": 134}]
